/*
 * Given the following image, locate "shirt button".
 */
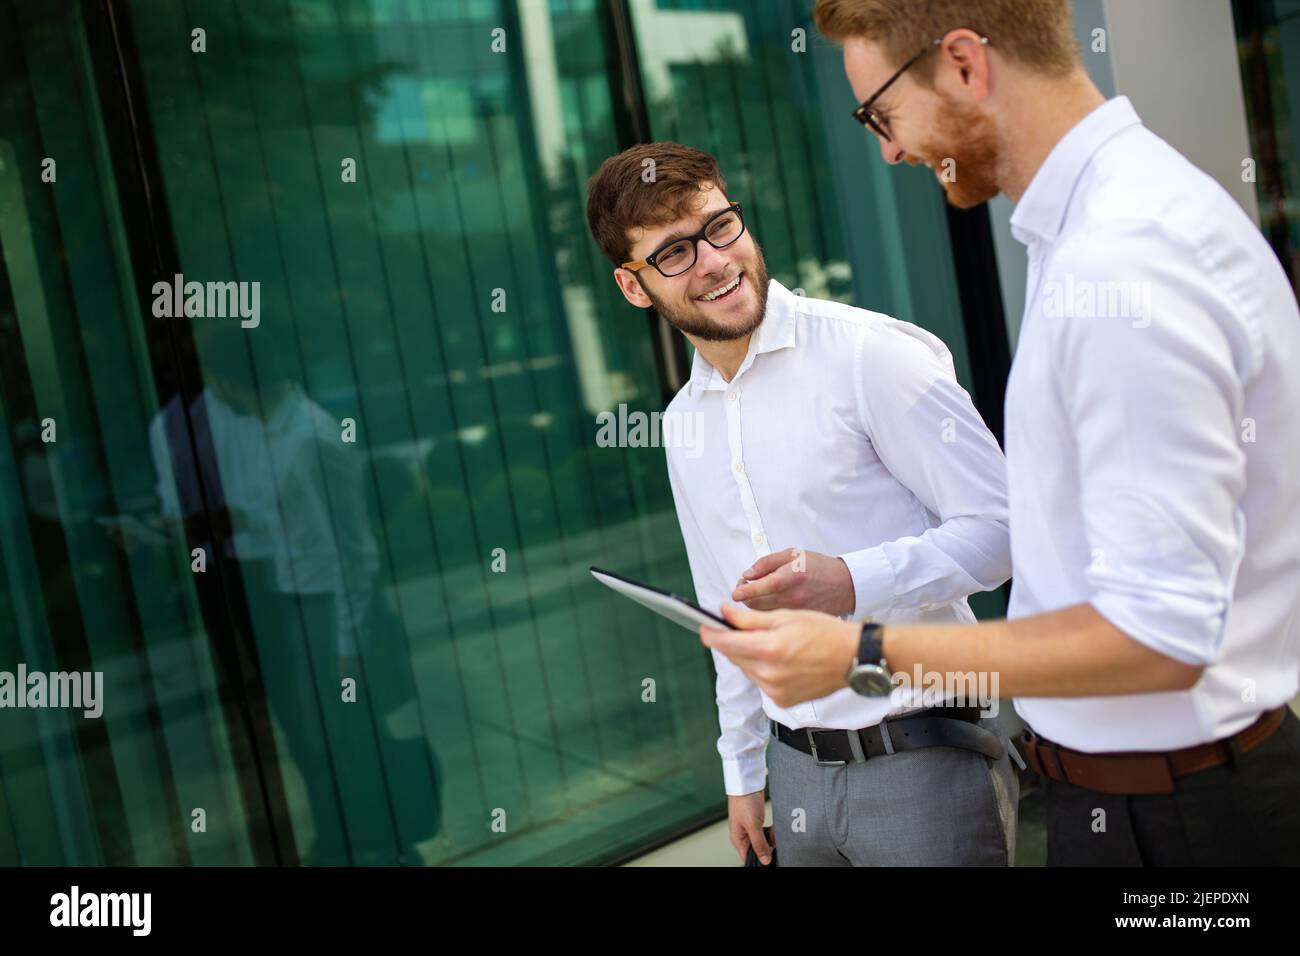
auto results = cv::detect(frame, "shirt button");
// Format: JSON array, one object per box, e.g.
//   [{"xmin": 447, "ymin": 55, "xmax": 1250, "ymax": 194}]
[
  {"xmin": 727, "ymin": 390, "xmax": 737, "ymax": 402},
  {"xmin": 733, "ymin": 462, "xmax": 743, "ymax": 473},
  {"xmin": 753, "ymin": 533, "xmax": 765, "ymax": 546}
]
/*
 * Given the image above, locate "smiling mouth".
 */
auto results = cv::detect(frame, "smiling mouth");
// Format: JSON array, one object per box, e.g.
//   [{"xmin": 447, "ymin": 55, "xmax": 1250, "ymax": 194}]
[{"xmin": 696, "ymin": 273, "xmax": 743, "ymax": 304}]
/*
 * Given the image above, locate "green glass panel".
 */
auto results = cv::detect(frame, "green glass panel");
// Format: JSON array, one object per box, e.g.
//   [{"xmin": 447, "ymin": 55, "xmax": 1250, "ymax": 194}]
[
  {"xmin": 122, "ymin": 0, "xmax": 721, "ymax": 865},
  {"xmin": 0, "ymin": 0, "xmax": 259, "ymax": 865}
]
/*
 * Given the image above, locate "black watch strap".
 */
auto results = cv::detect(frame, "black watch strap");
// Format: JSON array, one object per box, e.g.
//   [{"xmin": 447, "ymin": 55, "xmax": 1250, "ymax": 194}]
[{"xmin": 857, "ymin": 622, "xmax": 884, "ymax": 667}]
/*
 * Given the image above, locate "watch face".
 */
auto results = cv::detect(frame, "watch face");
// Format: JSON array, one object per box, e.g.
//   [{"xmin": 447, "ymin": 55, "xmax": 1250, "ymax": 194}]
[{"xmin": 849, "ymin": 665, "xmax": 893, "ymax": 697}]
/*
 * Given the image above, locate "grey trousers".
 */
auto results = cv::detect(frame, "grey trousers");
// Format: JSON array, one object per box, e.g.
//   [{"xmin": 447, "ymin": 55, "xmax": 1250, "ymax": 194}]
[{"xmin": 767, "ymin": 719, "xmax": 1019, "ymax": 866}]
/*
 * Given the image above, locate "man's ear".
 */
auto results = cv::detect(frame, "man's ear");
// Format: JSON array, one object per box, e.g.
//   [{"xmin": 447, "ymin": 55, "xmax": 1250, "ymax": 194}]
[
  {"xmin": 935, "ymin": 29, "xmax": 992, "ymax": 102},
  {"xmin": 614, "ymin": 267, "xmax": 654, "ymax": 309}
]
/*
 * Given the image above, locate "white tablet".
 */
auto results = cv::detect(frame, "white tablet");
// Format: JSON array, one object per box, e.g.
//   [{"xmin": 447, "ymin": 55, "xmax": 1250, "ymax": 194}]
[{"xmin": 590, "ymin": 566, "xmax": 735, "ymax": 632}]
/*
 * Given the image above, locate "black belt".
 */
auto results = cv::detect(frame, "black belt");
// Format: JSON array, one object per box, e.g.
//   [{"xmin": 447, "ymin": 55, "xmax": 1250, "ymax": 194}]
[{"xmin": 772, "ymin": 706, "xmax": 1006, "ymax": 766}]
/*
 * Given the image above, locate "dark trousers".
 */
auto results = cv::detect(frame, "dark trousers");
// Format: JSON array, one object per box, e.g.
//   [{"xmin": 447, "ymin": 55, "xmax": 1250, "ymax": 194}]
[
  {"xmin": 240, "ymin": 558, "xmax": 442, "ymax": 864},
  {"xmin": 1044, "ymin": 707, "xmax": 1300, "ymax": 865}
]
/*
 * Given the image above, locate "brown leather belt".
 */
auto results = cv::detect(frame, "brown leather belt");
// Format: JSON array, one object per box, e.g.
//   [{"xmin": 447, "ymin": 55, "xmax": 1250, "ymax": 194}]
[{"xmin": 1021, "ymin": 706, "xmax": 1288, "ymax": 796}]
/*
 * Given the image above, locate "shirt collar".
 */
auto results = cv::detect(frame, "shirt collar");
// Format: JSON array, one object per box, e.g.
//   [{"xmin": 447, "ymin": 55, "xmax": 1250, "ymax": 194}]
[
  {"xmin": 1010, "ymin": 96, "xmax": 1143, "ymax": 247},
  {"xmin": 687, "ymin": 278, "xmax": 799, "ymax": 396}
]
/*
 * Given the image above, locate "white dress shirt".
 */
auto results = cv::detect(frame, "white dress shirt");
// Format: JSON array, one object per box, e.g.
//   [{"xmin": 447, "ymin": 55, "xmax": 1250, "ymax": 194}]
[
  {"xmin": 150, "ymin": 389, "xmax": 277, "ymax": 562},
  {"xmin": 1007, "ymin": 96, "xmax": 1300, "ymax": 752},
  {"xmin": 150, "ymin": 384, "xmax": 378, "ymax": 654},
  {"xmin": 665, "ymin": 279, "xmax": 1012, "ymax": 795}
]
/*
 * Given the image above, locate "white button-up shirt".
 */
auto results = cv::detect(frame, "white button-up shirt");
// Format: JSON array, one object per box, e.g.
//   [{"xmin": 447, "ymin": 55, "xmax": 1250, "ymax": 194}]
[
  {"xmin": 150, "ymin": 384, "xmax": 378, "ymax": 654},
  {"xmin": 665, "ymin": 279, "xmax": 1012, "ymax": 795},
  {"xmin": 1007, "ymin": 96, "xmax": 1300, "ymax": 752}
]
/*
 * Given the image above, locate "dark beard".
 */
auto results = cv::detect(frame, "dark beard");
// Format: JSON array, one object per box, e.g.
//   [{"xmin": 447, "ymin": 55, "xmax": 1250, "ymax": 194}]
[
  {"xmin": 645, "ymin": 246, "xmax": 771, "ymax": 342},
  {"xmin": 924, "ymin": 100, "xmax": 1002, "ymax": 209}
]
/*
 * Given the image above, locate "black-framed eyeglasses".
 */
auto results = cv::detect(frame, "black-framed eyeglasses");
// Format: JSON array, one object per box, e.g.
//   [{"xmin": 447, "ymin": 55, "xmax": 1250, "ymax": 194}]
[
  {"xmin": 852, "ymin": 36, "xmax": 989, "ymax": 142},
  {"xmin": 622, "ymin": 203, "xmax": 746, "ymax": 278}
]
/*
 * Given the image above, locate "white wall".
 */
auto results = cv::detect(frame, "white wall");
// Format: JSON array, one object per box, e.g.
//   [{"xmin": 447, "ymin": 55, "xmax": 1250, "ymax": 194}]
[
  {"xmin": 1102, "ymin": 0, "xmax": 1258, "ymax": 222},
  {"xmin": 991, "ymin": 0, "xmax": 1259, "ymax": 348}
]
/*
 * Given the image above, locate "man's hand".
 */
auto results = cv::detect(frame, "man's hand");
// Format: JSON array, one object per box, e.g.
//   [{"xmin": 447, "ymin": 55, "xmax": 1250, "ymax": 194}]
[
  {"xmin": 727, "ymin": 790, "xmax": 773, "ymax": 865},
  {"xmin": 701, "ymin": 604, "xmax": 860, "ymax": 708},
  {"xmin": 730, "ymin": 548, "xmax": 856, "ymax": 616}
]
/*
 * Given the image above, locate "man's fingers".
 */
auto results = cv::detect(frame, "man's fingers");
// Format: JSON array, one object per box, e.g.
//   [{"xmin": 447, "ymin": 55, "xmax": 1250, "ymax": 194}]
[
  {"xmin": 721, "ymin": 602, "xmax": 782, "ymax": 631},
  {"xmin": 742, "ymin": 548, "xmax": 796, "ymax": 581},
  {"xmin": 730, "ymin": 827, "xmax": 750, "ymax": 862},
  {"xmin": 742, "ymin": 594, "xmax": 781, "ymax": 611},
  {"xmin": 745, "ymin": 820, "xmax": 771, "ymax": 865},
  {"xmin": 731, "ymin": 562, "xmax": 792, "ymax": 602},
  {"xmin": 700, "ymin": 621, "xmax": 775, "ymax": 677},
  {"xmin": 700, "ymin": 624, "xmax": 752, "ymax": 660}
]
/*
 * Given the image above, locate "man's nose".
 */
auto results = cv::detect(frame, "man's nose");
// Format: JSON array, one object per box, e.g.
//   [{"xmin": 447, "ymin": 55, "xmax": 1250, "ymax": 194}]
[
  {"xmin": 879, "ymin": 136, "xmax": 906, "ymax": 165},
  {"xmin": 694, "ymin": 240, "xmax": 730, "ymax": 276}
]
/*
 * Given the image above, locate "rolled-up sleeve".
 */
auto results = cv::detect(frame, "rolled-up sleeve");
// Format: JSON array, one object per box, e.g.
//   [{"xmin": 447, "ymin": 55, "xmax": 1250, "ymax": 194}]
[
  {"xmin": 839, "ymin": 321, "xmax": 1012, "ymax": 620},
  {"xmin": 1053, "ymin": 226, "xmax": 1249, "ymax": 666}
]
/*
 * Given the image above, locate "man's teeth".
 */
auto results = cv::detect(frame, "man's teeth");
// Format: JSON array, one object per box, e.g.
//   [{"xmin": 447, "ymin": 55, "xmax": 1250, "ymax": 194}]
[{"xmin": 700, "ymin": 276, "xmax": 740, "ymax": 302}]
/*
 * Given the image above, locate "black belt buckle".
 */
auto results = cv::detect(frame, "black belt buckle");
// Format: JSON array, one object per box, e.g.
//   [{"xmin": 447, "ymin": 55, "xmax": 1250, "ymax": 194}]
[{"xmin": 806, "ymin": 728, "xmax": 846, "ymax": 767}]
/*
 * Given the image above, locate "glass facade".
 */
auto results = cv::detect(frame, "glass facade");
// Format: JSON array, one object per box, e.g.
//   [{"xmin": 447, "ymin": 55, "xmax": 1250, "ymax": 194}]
[
  {"xmin": 1, "ymin": 0, "xmax": 1001, "ymax": 866},
  {"xmin": 1236, "ymin": 0, "xmax": 1300, "ymax": 293}
]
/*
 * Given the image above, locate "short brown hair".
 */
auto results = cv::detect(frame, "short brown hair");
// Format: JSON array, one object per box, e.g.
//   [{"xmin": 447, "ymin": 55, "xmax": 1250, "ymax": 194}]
[
  {"xmin": 586, "ymin": 142, "xmax": 729, "ymax": 267},
  {"xmin": 814, "ymin": 0, "xmax": 1080, "ymax": 80}
]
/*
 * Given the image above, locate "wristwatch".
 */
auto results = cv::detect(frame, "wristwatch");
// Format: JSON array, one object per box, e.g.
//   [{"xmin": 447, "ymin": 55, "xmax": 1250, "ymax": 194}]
[{"xmin": 846, "ymin": 621, "xmax": 893, "ymax": 697}]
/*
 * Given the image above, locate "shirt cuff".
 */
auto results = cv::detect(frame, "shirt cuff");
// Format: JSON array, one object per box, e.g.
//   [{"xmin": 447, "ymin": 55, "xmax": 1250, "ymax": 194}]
[
  {"xmin": 721, "ymin": 754, "xmax": 768, "ymax": 796},
  {"xmin": 838, "ymin": 547, "xmax": 896, "ymax": 621}
]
